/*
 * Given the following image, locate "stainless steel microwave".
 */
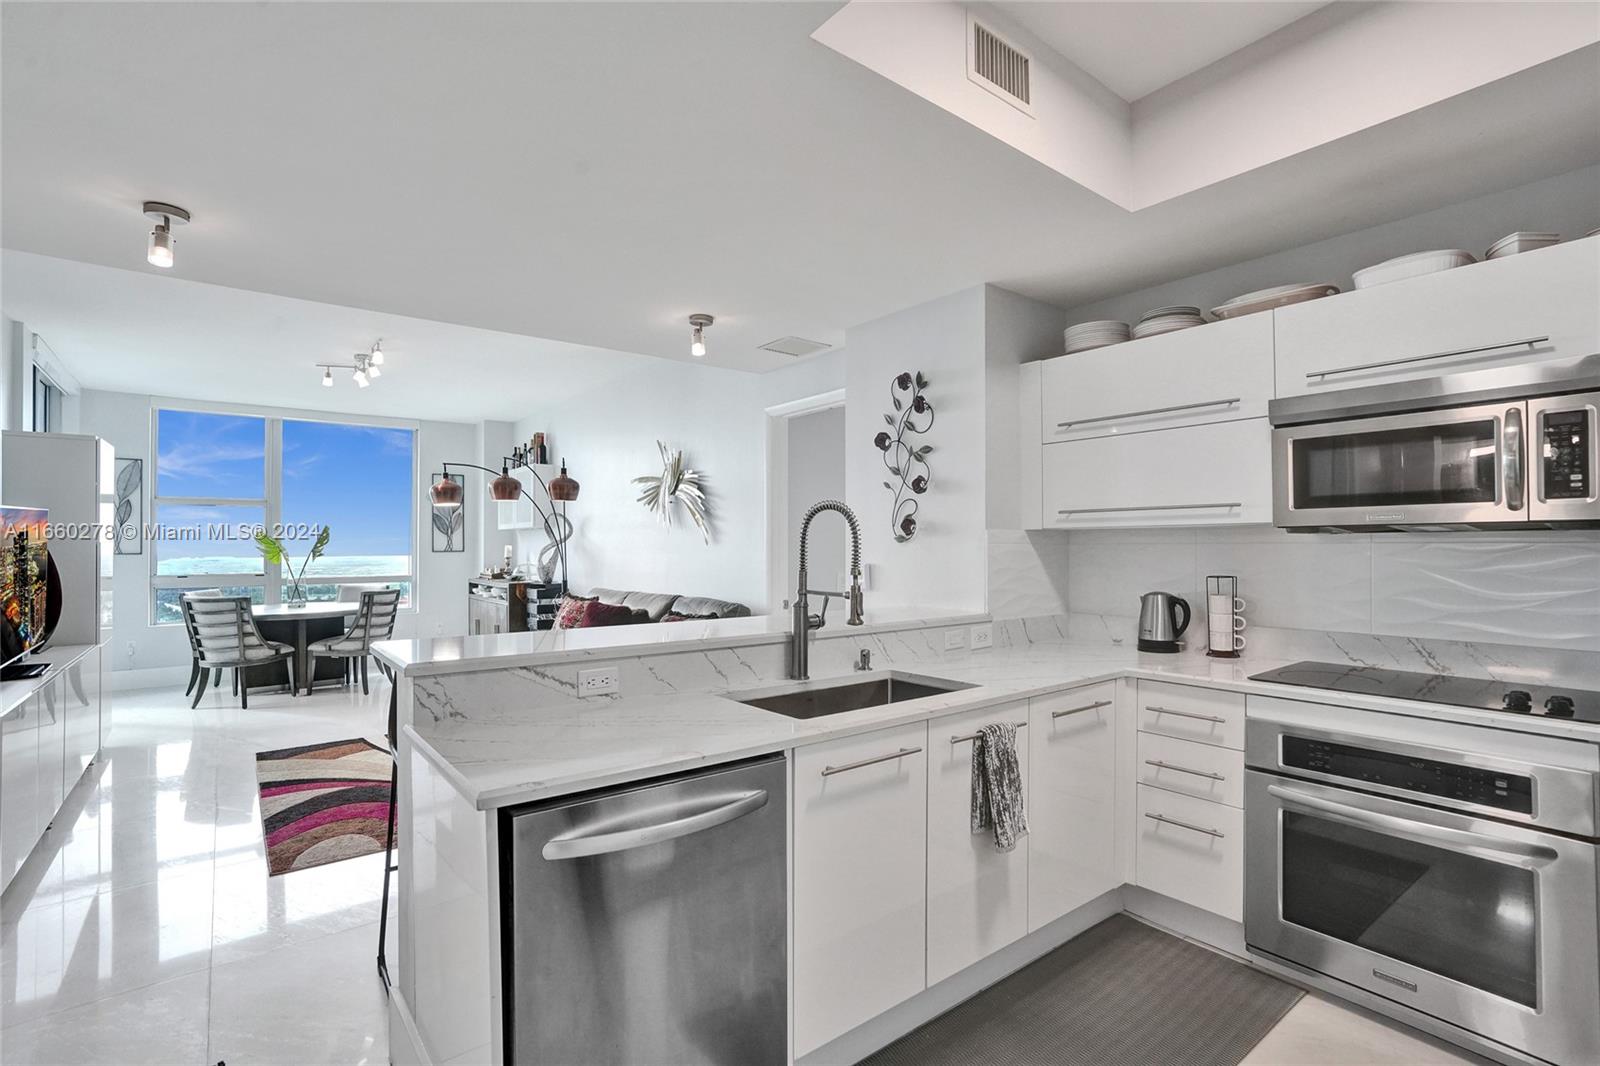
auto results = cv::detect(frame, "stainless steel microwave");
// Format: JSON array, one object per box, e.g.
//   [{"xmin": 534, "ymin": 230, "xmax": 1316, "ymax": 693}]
[{"xmin": 1270, "ymin": 365, "xmax": 1599, "ymax": 531}]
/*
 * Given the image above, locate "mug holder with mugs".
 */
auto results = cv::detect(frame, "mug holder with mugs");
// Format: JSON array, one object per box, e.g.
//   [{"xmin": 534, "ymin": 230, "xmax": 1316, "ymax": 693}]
[{"xmin": 1206, "ymin": 574, "xmax": 1246, "ymax": 659}]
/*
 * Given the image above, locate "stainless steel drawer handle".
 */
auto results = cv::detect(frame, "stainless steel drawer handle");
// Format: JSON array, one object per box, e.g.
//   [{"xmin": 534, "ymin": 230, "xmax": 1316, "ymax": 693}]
[
  {"xmin": 1144, "ymin": 759, "xmax": 1225, "ymax": 781},
  {"xmin": 542, "ymin": 789, "xmax": 769, "ymax": 860},
  {"xmin": 951, "ymin": 722, "xmax": 1028, "ymax": 744},
  {"xmin": 1146, "ymin": 705, "xmax": 1227, "ymax": 724},
  {"xmin": 1052, "ymin": 700, "xmax": 1112, "ymax": 719},
  {"xmin": 1144, "ymin": 811, "xmax": 1225, "ymax": 839},
  {"xmin": 1305, "ymin": 337, "xmax": 1549, "ymax": 380},
  {"xmin": 1056, "ymin": 397, "xmax": 1241, "ymax": 430},
  {"xmin": 1056, "ymin": 502, "xmax": 1241, "ymax": 516},
  {"xmin": 820, "ymin": 747, "xmax": 923, "ymax": 777}
]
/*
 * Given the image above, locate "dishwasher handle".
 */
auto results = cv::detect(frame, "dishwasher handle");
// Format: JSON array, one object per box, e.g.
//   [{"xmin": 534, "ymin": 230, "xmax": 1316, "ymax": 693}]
[{"xmin": 541, "ymin": 789, "xmax": 769, "ymax": 860}]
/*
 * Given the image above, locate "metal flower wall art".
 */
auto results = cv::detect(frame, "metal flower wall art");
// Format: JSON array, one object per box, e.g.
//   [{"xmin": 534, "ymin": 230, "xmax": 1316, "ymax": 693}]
[
  {"xmin": 633, "ymin": 441, "xmax": 712, "ymax": 543},
  {"xmin": 875, "ymin": 371, "xmax": 934, "ymax": 542}
]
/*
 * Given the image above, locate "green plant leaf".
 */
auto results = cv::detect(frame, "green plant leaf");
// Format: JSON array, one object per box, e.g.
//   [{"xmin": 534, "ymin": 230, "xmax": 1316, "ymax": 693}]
[
  {"xmin": 254, "ymin": 531, "xmax": 285, "ymax": 564},
  {"xmin": 309, "ymin": 524, "xmax": 331, "ymax": 560}
]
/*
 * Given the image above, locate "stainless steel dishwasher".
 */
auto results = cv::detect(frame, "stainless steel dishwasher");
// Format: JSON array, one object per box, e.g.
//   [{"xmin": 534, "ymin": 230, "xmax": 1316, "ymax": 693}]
[{"xmin": 502, "ymin": 754, "xmax": 787, "ymax": 1065}]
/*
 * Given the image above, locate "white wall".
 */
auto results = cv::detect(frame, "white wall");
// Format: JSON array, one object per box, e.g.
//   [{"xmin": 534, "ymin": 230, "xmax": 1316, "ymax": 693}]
[
  {"xmin": 76, "ymin": 388, "xmax": 479, "ymax": 673},
  {"xmin": 844, "ymin": 286, "xmax": 988, "ymax": 612},
  {"xmin": 510, "ymin": 357, "xmax": 772, "ymax": 612}
]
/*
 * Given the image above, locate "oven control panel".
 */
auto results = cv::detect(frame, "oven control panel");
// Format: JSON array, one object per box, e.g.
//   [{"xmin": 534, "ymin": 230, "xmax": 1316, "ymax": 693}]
[
  {"xmin": 1282, "ymin": 736, "xmax": 1533, "ymax": 815},
  {"xmin": 1541, "ymin": 408, "xmax": 1592, "ymax": 500}
]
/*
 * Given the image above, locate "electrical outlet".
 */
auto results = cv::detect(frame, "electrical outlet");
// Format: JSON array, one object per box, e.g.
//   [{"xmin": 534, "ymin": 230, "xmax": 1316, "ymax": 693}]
[
  {"xmin": 970, "ymin": 623, "xmax": 994, "ymax": 650},
  {"xmin": 577, "ymin": 667, "xmax": 619, "ymax": 697},
  {"xmin": 943, "ymin": 628, "xmax": 966, "ymax": 651}
]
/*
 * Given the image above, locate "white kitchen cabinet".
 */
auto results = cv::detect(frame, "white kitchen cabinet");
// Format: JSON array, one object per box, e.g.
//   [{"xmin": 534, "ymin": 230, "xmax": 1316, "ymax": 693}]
[
  {"xmin": 926, "ymin": 701, "xmax": 1030, "ymax": 986},
  {"xmin": 1, "ymin": 691, "xmax": 41, "ymax": 889},
  {"xmin": 35, "ymin": 677, "xmax": 65, "ymax": 836},
  {"xmin": 1136, "ymin": 784, "xmax": 1244, "ymax": 922},
  {"xmin": 1136, "ymin": 681, "xmax": 1246, "ymax": 750},
  {"xmin": 1039, "ymin": 419, "xmax": 1271, "ymax": 529},
  {"xmin": 1275, "ymin": 237, "xmax": 1600, "ymax": 398},
  {"xmin": 1042, "ymin": 314, "xmax": 1274, "ymax": 443},
  {"xmin": 63, "ymin": 646, "xmax": 100, "ymax": 788},
  {"xmin": 793, "ymin": 721, "xmax": 928, "ymax": 1057},
  {"xmin": 1137, "ymin": 732, "xmax": 1243, "ymax": 808},
  {"xmin": 1027, "ymin": 684, "xmax": 1118, "ymax": 932}
]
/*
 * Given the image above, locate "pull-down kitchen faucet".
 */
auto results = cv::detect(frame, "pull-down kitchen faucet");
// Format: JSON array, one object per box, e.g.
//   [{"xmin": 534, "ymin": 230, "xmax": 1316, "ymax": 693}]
[{"xmin": 791, "ymin": 500, "xmax": 864, "ymax": 680}]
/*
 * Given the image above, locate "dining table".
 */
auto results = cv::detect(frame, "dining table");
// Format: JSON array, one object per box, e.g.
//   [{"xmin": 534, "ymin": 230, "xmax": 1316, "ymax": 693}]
[{"xmin": 248, "ymin": 601, "xmax": 360, "ymax": 695}]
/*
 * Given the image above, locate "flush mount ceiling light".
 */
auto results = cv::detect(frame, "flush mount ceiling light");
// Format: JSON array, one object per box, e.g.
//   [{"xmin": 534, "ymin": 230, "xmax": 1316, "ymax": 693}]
[
  {"xmin": 315, "ymin": 341, "xmax": 388, "ymax": 389},
  {"xmin": 142, "ymin": 201, "xmax": 190, "ymax": 268},
  {"xmin": 689, "ymin": 313, "xmax": 714, "ymax": 358}
]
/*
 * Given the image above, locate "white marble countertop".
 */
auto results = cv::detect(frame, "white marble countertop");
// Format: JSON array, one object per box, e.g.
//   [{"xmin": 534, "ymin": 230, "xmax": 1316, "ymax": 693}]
[
  {"xmin": 373, "ymin": 606, "xmax": 987, "ymax": 677},
  {"xmin": 407, "ymin": 638, "xmax": 1600, "ymax": 811}
]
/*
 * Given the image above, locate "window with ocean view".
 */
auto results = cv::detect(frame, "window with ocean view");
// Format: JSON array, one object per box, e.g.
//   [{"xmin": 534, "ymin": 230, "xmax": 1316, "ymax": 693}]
[{"xmin": 150, "ymin": 408, "xmax": 415, "ymax": 623}]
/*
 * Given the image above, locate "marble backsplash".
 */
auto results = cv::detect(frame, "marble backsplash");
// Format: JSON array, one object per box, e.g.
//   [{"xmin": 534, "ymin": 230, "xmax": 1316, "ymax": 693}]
[{"xmin": 989, "ymin": 526, "xmax": 1600, "ymax": 653}]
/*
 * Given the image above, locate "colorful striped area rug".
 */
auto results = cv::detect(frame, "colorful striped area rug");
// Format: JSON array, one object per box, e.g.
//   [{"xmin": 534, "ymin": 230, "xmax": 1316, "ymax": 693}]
[{"xmin": 255, "ymin": 737, "xmax": 393, "ymax": 876}]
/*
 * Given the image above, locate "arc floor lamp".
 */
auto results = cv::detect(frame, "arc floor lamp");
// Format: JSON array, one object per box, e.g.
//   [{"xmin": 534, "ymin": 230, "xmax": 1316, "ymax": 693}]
[{"xmin": 429, "ymin": 457, "xmax": 580, "ymax": 588}]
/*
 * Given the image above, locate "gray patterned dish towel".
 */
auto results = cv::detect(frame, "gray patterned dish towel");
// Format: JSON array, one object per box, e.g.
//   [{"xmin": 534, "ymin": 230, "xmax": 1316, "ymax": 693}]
[{"xmin": 970, "ymin": 722, "xmax": 1027, "ymax": 851}]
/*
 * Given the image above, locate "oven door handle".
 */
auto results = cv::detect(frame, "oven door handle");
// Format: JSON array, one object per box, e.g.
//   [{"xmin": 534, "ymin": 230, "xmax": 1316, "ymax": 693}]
[{"xmin": 1266, "ymin": 783, "xmax": 1560, "ymax": 865}]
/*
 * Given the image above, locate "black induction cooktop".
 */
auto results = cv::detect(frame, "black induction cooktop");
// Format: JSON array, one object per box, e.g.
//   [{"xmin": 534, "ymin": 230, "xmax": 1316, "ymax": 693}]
[{"xmin": 1250, "ymin": 661, "xmax": 1600, "ymax": 723}]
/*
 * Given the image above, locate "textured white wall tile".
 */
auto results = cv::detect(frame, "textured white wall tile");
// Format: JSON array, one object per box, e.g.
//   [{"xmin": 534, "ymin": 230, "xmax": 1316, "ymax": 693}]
[
  {"xmin": 1371, "ymin": 536, "xmax": 1600, "ymax": 650},
  {"xmin": 1195, "ymin": 533, "xmax": 1371, "ymax": 633},
  {"xmin": 1066, "ymin": 538, "xmax": 1196, "ymax": 619},
  {"xmin": 986, "ymin": 529, "xmax": 1071, "ymax": 619}
]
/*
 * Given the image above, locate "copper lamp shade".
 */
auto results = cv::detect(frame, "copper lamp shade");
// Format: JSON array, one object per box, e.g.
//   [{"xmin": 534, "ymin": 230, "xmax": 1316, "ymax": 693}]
[
  {"xmin": 429, "ymin": 476, "xmax": 463, "ymax": 508},
  {"xmin": 549, "ymin": 460, "xmax": 580, "ymax": 502},
  {"xmin": 490, "ymin": 467, "xmax": 523, "ymax": 502}
]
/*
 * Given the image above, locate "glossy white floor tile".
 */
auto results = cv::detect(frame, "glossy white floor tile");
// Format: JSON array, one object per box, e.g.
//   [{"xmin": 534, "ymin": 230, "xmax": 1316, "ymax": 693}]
[
  {"xmin": 1, "ymin": 682, "xmax": 392, "ymax": 1065},
  {"xmin": 1243, "ymin": 992, "xmax": 1492, "ymax": 1065}
]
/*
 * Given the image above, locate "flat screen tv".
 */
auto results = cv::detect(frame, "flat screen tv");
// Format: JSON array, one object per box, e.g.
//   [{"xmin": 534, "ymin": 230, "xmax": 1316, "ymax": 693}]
[{"xmin": 1, "ymin": 505, "xmax": 53, "ymax": 675}]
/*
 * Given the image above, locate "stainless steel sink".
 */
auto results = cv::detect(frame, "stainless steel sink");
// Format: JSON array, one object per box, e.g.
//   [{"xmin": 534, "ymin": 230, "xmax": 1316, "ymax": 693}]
[{"xmin": 733, "ymin": 671, "xmax": 973, "ymax": 720}]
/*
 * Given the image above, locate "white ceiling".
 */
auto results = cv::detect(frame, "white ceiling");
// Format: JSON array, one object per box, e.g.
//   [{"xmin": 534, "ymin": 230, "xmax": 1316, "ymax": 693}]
[
  {"xmin": 2, "ymin": 250, "xmax": 675, "ymax": 423},
  {"xmin": 993, "ymin": 2, "xmax": 1329, "ymax": 103},
  {"xmin": 3, "ymin": 3, "xmax": 1597, "ymax": 388}
]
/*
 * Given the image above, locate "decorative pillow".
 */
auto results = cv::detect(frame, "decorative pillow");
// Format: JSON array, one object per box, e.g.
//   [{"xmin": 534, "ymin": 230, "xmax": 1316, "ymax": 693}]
[
  {"xmin": 577, "ymin": 600, "xmax": 640, "ymax": 628},
  {"xmin": 662, "ymin": 612, "xmax": 720, "ymax": 623},
  {"xmin": 555, "ymin": 594, "xmax": 597, "ymax": 629}
]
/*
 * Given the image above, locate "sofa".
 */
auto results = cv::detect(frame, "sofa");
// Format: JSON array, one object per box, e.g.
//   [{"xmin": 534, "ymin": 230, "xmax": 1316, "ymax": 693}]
[{"xmin": 589, "ymin": 587, "xmax": 752, "ymax": 623}]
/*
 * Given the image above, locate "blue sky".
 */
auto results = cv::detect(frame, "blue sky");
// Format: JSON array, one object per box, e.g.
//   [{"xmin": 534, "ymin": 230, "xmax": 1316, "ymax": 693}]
[{"xmin": 156, "ymin": 411, "xmax": 412, "ymax": 566}]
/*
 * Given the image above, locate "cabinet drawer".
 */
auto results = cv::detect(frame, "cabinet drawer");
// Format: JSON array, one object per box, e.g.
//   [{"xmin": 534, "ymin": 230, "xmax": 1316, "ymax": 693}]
[
  {"xmin": 1041, "ymin": 419, "xmax": 1271, "ymax": 529},
  {"xmin": 1028, "ymin": 684, "xmax": 1118, "ymax": 931},
  {"xmin": 927, "ymin": 702, "xmax": 1030, "ymax": 986},
  {"xmin": 1137, "ymin": 732, "xmax": 1243, "ymax": 808},
  {"xmin": 1043, "ymin": 313, "xmax": 1274, "ymax": 442},
  {"xmin": 1136, "ymin": 785, "xmax": 1244, "ymax": 922},
  {"xmin": 1275, "ymin": 237, "xmax": 1600, "ymax": 398},
  {"xmin": 1136, "ymin": 681, "xmax": 1245, "ymax": 750},
  {"xmin": 793, "ymin": 722, "xmax": 928, "ymax": 1056}
]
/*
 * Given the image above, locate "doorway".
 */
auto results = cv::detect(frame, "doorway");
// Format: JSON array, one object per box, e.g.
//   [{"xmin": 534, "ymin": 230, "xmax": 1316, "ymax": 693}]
[{"xmin": 765, "ymin": 390, "xmax": 846, "ymax": 613}]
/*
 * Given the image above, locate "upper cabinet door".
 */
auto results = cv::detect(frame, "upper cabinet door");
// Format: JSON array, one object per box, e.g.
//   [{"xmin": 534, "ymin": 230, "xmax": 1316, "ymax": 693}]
[
  {"xmin": 926, "ymin": 702, "xmax": 1031, "ymax": 987},
  {"xmin": 1041, "ymin": 419, "xmax": 1272, "ymax": 528},
  {"xmin": 1042, "ymin": 314, "xmax": 1274, "ymax": 443},
  {"xmin": 1275, "ymin": 237, "xmax": 1600, "ymax": 398}
]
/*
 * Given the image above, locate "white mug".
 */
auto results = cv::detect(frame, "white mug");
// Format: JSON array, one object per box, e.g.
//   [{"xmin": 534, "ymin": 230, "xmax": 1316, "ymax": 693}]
[
  {"xmin": 1209, "ymin": 615, "xmax": 1246, "ymax": 633},
  {"xmin": 1207, "ymin": 594, "xmax": 1247, "ymax": 614},
  {"xmin": 1230, "ymin": 633, "xmax": 1247, "ymax": 651}
]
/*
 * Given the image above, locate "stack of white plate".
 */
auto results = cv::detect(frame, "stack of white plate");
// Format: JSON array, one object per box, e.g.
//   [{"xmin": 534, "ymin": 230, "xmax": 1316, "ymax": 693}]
[
  {"xmin": 1132, "ymin": 305, "xmax": 1205, "ymax": 339},
  {"xmin": 1064, "ymin": 320, "xmax": 1130, "ymax": 354},
  {"xmin": 1352, "ymin": 250, "xmax": 1475, "ymax": 289},
  {"xmin": 1486, "ymin": 232, "xmax": 1559, "ymax": 259}
]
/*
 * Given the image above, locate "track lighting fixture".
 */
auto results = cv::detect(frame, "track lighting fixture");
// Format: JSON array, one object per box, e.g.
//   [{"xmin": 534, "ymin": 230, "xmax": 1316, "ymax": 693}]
[
  {"xmin": 314, "ymin": 340, "xmax": 390, "ymax": 389},
  {"xmin": 143, "ymin": 201, "xmax": 190, "ymax": 268},
  {"xmin": 689, "ymin": 313, "xmax": 713, "ymax": 357}
]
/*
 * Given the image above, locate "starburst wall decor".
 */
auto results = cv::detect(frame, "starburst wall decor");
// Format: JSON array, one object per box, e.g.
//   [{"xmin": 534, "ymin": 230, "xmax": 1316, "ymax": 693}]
[
  {"xmin": 874, "ymin": 371, "xmax": 934, "ymax": 542},
  {"xmin": 633, "ymin": 441, "xmax": 712, "ymax": 543}
]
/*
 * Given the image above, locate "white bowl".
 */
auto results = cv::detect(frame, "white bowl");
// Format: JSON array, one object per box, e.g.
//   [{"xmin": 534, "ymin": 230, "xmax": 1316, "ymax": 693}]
[
  {"xmin": 1486, "ymin": 232, "xmax": 1560, "ymax": 259},
  {"xmin": 1352, "ymin": 249, "xmax": 1475, "ymax": 289}
]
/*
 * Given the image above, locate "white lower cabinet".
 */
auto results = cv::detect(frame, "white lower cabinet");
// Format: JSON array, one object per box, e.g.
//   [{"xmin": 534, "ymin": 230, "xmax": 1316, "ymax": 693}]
[
  {"xmin": 1027, "ymin": 685, "xmax": 1118, "ymax": 931},
  {"xmin": 926, "ymin": 701, "xmax": 1030, "ymax": 986},
  {"xmin": 793, "ymin": 721, "xmax": 929, "ymax": 1057},
  {"xmin": 1136, "ymin": 732, "xmax": 1244, "ymax": 808},
  {"xmin": 1135, "ymin": 784, "xmax": 1244, "ymax": 922}
]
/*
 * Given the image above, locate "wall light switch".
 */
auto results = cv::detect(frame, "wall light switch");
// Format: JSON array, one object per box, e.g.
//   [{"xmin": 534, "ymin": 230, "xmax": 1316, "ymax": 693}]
[
  {"xmin": 944, "ymin": 628, "xmax": 966, "ymax": 651},
  {"xmin": 970, "ymin": 623, "xmax": 993, "ymax": 650},
  {"xmin": 578, "ymin": 668, "xmax": 619, "ymax": 697}
]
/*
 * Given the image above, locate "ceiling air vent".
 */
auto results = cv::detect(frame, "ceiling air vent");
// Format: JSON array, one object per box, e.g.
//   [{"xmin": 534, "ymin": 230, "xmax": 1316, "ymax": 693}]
[
  {"xmin": 758, "ymin": 336, "xmax": 833, "ymax": 358},
  {"xmin": 967, "ymin": 14, "xmax": 1033, "ymax": 116}
]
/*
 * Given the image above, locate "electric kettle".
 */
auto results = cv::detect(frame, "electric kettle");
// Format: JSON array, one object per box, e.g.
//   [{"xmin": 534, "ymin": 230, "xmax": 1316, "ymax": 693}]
[{"xmin": 1138, "ymin": 591, "xmax": 1191, "ymax": 653}]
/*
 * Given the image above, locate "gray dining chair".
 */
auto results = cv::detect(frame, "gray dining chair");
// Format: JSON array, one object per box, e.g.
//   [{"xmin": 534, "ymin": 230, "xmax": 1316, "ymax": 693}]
[
  {"xmin": 184, "ymin": 594, "xmax": 295, "ymax": 709},
  {"xmin": 306, "ymin": 588, "xmax": 402, "ymax": 696},
  {"xmin": 180, "ymin": 589, "xmax": 225, "ymax": 697}
]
